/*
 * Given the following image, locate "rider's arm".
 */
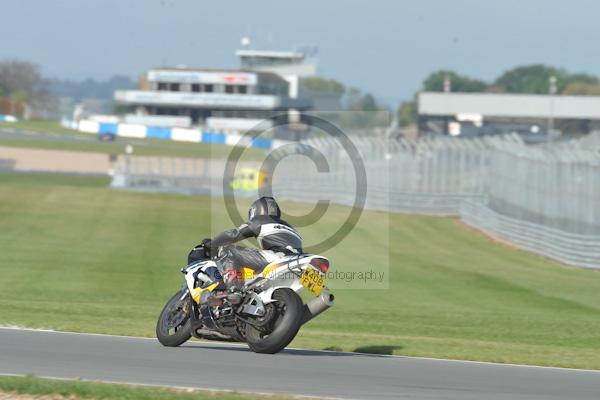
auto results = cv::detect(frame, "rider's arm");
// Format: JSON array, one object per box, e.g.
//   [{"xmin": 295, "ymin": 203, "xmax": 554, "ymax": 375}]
[{"xmin": 211, "ymin": 223, "xmax": 255, "ymax": 249}]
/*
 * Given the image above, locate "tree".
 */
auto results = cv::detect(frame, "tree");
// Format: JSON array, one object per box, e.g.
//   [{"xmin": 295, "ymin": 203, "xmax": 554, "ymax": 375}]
[
  {"xmin": 12, "ymin": 90, "xmax": 28, "ymax": 105},
  {"xmin": 484, "ymin": 84, "xmax": 505, "ymax": 93},
  {"xmin": 342, "ymin": 87, "xmax": 362, "ymax": 109},
  {"xmin": 494, "ymin": 64, "xmax": 568, "ymax": 94},
  {"xmin": 300, "ymin": 77, "xmax": 345, "ymax": 94},
  {"xmin": 338, "ymin": 87, "xmax": 389, "ymax": 129},
  {"xmin": 344, "ymin": 88, "xmax": 381, "ymax": 112},
  {"xmin": 299, "ymin": 77, "xmax": 346, "ymax": 110},
  {"xmin": 398, "ymin": 101, "xmax": 417, "ymax": 127},
  {"xmin": 357, "ymin": 93, "xmax": 378, "ymax": 111},
  {"xmin": 562, "ymin": 82, "xmax": 600, "ymax": 96},
  {"xmin": 50, "ymin": 75, "xmax": 136, "ymax": 101},
  {"xmin": 494, "ymin": 65, "xmax": 600, "ymax": 95},
  {"xmin": 422, "ymin": 70, "xmax": 487, "ymax": 92},
  {"xmin": 564, "ymin": 73, "xmax": 599, "ymax": 86},
  {"xmin": 0, "ymin": 59, "xmax": 52, "ymax": 117},
  {"xmin": 0, "ymin": 60, "xmax": 49, "ymax": 100}
]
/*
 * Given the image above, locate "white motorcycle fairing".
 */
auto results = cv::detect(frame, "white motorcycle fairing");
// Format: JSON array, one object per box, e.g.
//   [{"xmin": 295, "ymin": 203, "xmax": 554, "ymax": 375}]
[{"xmin": 182, "ymin": 254, "xmax": 331, "ymax": 307}]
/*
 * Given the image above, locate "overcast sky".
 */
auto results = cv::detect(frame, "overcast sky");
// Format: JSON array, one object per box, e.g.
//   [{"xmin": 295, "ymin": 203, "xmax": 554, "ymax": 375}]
[{"xmin": 2, "ymin": 0, "xmax": 600, "ymax": 105}]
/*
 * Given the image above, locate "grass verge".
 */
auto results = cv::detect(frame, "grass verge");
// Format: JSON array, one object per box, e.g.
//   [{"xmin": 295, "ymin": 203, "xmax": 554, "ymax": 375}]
[
  {"xmin": 0, "ymin": 120, "xmax": 83, "ymax": 136},
  {"xmin": 0, "ymin": 172, "xmax": 599, "ymax": 369},
  {"xmin": 0, "ymin": 375, "xmax": 292, "ymax": 400},
  {"xmin": 0, "ymin": 120, "xmax": 264, "ymax": 160}
]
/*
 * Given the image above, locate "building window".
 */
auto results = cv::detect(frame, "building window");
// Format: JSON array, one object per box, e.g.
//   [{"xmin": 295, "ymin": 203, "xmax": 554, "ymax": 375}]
[
  {"xmin": 225, "ymin": 85, "xmax": 234, "ymax": 94},
  {"xmin": 237, "ymin": 85, "xmax": 247, "ymax": 94},
  {"xmin": 191, "ymin": 83, "xmax": 201, "ymax": 92},
  {"xmin": 169, "ymin": 83, "xmax": 180, "ymax": 92},
  {"xmin": 157, "ymin": 82, "xmax": 168, "ymax": 91},
  {"xmin": 204, "ymin": 84, "xmax": 214, "ymax": 93}
]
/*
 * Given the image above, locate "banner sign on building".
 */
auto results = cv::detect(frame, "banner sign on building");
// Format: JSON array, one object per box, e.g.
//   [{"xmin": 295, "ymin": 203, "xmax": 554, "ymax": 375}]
[
  {"xmin": 114, "ymin": 91, "xmax": 278, "ymax": 108},
  {"xmin": 147, "ymin": 70, "xmax": 258, "ymax": 85}
]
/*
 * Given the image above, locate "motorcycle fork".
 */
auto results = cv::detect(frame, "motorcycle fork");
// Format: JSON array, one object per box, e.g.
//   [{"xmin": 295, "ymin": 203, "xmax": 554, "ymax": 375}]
[
  {"xmin": 188, "ymin": 292, "xmax": 222, "ymax": 338},
  {"xmin": 188, "ymin": 296, "xmax": 205, "ymax": 338}
]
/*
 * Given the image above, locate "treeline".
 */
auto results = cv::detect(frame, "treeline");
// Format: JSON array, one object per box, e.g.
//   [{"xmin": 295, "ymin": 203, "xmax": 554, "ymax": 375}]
[
  {"xmin": 300, "ymin": 77, "xmax": 381, "ymax": 112},
  {"xmin": 299, "ymin": 77, "xmax": 388, "ymax": 129},
  {"xmin": 399, "ymin": 64, "xmax": 600, "ymax": 127},
  {"xmin": 50, "ymin": 75, "xmax": 136, "ymax": 102},
  {"xmin": 0, "ymin": 59, "xmax": 137, "ymax": 118}
]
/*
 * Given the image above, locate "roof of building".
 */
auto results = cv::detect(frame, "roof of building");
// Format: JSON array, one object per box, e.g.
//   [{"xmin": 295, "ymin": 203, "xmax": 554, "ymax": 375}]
[
  {"xmin": 235, "ymin": 49, "xmax": 305, "ymax": 59},
  {"xmin": 419, "ymin": 92, "xmax": 600, "ymax": 120},
  {"xmin": 148, "ymin": 67, "xmax": 287, "ymax": 83},
  {"xmin": 144, "ymin": 67, "xmax": 288, "ymax": 85}
]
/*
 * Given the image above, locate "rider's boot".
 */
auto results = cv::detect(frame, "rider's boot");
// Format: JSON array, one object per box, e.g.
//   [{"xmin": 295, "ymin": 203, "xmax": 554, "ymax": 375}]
[
  {"xmin": 202, "ymin": 278, "xmax": 243, "ymax": 306},
  {"xmin": 202, "ymin": 289, "xmax": 243, "ymax": 306}
]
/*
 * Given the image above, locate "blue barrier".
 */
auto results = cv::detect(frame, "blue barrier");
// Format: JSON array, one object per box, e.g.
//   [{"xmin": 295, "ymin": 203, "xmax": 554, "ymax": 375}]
[
  {"xmin": 202, "ymin": 131, "xmax": 226, "ymax": 144},
  {"xmin": 251, "ymin": 137, "xmax": 272, "ymax": 149},
  {"xmin": 72, "ymin": 119, "xmax": 277, "ymax": 150},
  {"xmin": 147, "ymin": 126, "xmax": 172, "ymax": 140},
  {"xmin": 0, "ymin": 114, "xmax": 17, "ymax": 122},
  {"xmin": 99, "ymin": 123, "xmax": 118, "ymax": 134}
]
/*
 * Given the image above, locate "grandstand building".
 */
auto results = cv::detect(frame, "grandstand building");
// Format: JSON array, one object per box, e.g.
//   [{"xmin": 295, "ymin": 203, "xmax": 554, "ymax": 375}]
[{"xmin": 114, "ymin": 48, "xmax": 316, "ymax": 131}]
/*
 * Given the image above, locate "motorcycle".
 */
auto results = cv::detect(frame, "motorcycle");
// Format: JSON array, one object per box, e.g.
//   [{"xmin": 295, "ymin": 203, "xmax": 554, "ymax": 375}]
[{"xmin": 156, "ymin": 243, "xmax": 334, "ymax": 354}]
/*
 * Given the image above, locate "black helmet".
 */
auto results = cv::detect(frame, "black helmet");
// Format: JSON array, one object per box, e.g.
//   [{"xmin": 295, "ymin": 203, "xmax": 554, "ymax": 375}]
[{"xmin": 248, "ymin": 196, "xmax": 281, "ymax": 220}]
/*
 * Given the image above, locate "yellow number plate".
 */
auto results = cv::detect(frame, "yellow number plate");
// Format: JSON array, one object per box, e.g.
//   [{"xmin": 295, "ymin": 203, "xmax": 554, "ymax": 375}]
[{"xmin": 300, "ymin": 268, "xmax": 324, "ymax": 296}]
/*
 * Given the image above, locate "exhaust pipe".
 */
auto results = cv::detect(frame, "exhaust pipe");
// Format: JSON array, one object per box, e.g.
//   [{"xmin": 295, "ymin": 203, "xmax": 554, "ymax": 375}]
[{"xmin": 301, "ymin": 290, "xmax": 334, "ymax": 325}]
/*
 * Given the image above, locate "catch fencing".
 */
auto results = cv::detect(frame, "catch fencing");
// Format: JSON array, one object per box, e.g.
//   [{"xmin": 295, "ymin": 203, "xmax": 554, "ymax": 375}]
[
  {"xmin": 461, "ymin": 200, "xmax": 600, "ymax": 269},
  {"xmin": 110, "ymin": 156, "xmax": 260, "ymax": 196},
  {"xmin": 460, "ymin": 139, "xmax": 600, "ymax": 269},
  {"xmin": 272, "ymin": 134, "xmax": 520, "ymax": 215},
  {"xmin": 111, "ymin": 156, "xmax": 218, "ymax": 195},
  {"xmin": 271, "ymin": 133, "xmax": 600, "ymax": 268},
  {"xmin": 486, "ymin": 142, "xmax": 600, "ymax": 235},
  {"xmin": 111, "ymin": 132, "xmax": 600, "ymax": 269}
]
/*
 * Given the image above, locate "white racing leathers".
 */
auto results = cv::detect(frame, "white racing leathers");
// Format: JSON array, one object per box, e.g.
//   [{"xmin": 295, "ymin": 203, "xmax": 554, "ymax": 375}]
[{"xmin": 208, "ymin": 215, "xmax": 303, "ymax": 282}]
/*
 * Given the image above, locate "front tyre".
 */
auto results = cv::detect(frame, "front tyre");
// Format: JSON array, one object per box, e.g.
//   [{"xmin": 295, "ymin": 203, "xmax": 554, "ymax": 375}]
[
  {"xmin": 156, "ymin": 289, "xmax": 192, "ymax": 347},
  {"xmin": 245, "ymin": 288, "xmax": 303, "ymax": 354}
]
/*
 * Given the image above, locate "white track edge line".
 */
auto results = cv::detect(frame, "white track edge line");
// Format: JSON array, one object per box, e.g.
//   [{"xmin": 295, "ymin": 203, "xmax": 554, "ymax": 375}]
[
  {"xmin": 0, "ymin": 372, "xmax": 345, "ymax": 400},
  {"xmin": 2, "ymin": 326, "xmax": 599, "ymax": 374}
]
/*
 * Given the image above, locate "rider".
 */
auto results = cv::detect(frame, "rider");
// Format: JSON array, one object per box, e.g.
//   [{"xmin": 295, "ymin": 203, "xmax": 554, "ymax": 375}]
[{"xmin": 201, "ymin": 196, "xmax": 303, "ymax": 298}]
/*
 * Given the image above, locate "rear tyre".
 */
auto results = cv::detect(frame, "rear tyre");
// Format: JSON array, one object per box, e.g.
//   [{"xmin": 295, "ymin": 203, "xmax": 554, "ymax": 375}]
[
  {"xmin": 156, "ymin": 290, "xmax": 192, "ymax": 347},
  {"xmin": 245, "ymin": 288, "xmax": 303, "ymax": 354}
]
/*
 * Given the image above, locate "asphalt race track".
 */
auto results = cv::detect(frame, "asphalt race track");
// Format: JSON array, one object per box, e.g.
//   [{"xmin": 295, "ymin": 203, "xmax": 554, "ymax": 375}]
[{"xmin": 1, "ymin": 328, "xmax": 599, "ymax": 399}]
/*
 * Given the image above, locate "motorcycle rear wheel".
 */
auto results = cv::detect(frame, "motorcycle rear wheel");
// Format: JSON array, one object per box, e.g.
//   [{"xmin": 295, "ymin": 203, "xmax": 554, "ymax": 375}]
[
  {"xmin": 156, "ymin": 289, "xmax": 192, "ymax": 347},
  {"xmin": 245, "ymin": 288, "xmax": 303, "ymax": 354}
]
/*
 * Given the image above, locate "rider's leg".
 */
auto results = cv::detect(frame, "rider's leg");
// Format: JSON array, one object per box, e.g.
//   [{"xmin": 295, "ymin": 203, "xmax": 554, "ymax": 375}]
[
  {"xmin": 198, "ymin": 247, "xmax": 280, "ymax": 306},
  {"xmin": 216, "ymin": 245, "xmax": 276, "ymax": 288},
  {"xmin": 193, "ymin": 245, "xmax": 269, "ymax": 307}
]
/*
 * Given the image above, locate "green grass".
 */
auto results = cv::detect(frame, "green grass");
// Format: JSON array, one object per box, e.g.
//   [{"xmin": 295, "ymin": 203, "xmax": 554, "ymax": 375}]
[
  {"xmin": 0, "ymin": 119, "xmax": 84, "ymax": 135},
  {"xmin": 0, "ymin": 120, "xmax": 264, "ymax": 159},
  {"xmin": 0, "ymin": 172, "xmax": 599, "ymax": 369},
  {"xmin": 0, "ymin": 375, "xmax": 292, "ymax": 400}
]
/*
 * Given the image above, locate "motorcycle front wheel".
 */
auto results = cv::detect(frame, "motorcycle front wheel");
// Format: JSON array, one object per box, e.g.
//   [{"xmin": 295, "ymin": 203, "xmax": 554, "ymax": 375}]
[
  {"xmin": 156, "ymin": 289, "xmax": 192, "ymax": 347},
  {"xmin": 245, "ymin": 288, "xmax": 303, "ymax": 354}
]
